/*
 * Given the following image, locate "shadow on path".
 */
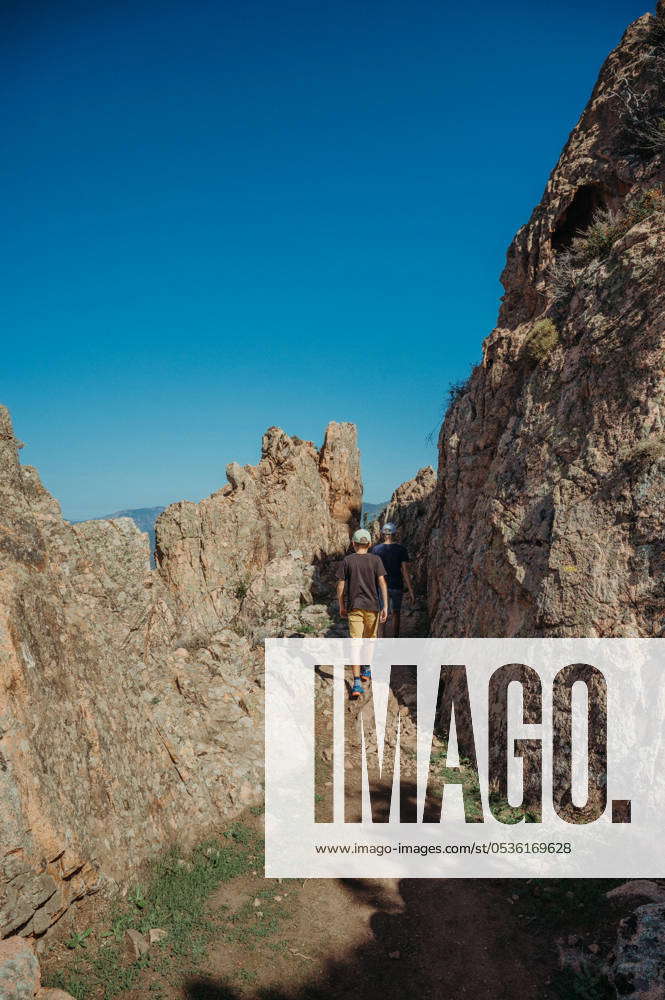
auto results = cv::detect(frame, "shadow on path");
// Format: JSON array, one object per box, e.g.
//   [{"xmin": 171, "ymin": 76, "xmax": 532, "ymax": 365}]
[
  {"xmin": 183, "ymin": 867, "xmax": 550, "ymax": 1000},
  {"xmin": 185, "ymin": 784, "xmax": 552, "ymax": 1000}
]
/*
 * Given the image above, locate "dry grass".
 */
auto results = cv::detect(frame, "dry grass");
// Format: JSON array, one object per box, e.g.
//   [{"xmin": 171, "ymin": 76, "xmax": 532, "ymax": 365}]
[{"xmin": 549, "ymin": 188, "xmax": 665, "ymax": 301}]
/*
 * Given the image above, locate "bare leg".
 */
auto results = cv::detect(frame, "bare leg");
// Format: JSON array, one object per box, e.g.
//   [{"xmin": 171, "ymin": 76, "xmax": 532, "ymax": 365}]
[{"xmin": 349, "ymin": 615, "xmax": 362, "ymax": 680}]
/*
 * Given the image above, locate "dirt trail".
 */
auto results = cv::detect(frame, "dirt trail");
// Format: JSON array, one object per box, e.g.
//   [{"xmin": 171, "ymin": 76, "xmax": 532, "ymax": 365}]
[
  {"xmin": 195, "ymin": 868, "xmax": 553, "ymax": 999},
  {"xmin": 41, "ymin": 600, "xmax": 629, "ymax": 999},
  {"xmin": 191, "ymin": 603, "xmax": 560, "ymax": 1000}
]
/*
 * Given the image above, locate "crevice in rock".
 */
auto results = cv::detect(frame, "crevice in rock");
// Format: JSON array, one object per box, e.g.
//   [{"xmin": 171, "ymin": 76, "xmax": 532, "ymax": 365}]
[
  {"xmin": 550, "ymin": 180, "xmax": 632, "ymax": 251},
  {"xmin": 61, "ymin": 863, "xmax": 85, "ymax": 882}
]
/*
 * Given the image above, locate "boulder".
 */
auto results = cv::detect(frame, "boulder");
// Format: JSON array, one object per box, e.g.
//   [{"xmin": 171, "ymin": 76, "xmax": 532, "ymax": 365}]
[
  {"xmin": 124, "ymin": 928, "xmax": 149, "ymax": 961},
  {"xmin": 0, "ymin": 936, "xmax": 40, "ymax": 1000},
  {"xmin": 611, "ymin": 903, "xmax": 665, "ymax": 998}
]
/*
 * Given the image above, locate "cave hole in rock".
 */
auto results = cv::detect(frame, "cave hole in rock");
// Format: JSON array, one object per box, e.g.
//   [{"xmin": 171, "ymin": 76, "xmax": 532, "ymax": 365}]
[{"xmin": 550, "ymin": 180, "xmax": 632, "ymax": 251}]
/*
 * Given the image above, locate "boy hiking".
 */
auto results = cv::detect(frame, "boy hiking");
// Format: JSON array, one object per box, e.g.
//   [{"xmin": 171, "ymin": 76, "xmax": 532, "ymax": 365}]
[
  {"xmin": 372, "ymin": 522, "xmax": 414, "ymax": 638},
  {"xmin": 336, "ymin": 528, "xmax": 388, "ymax": 698}
]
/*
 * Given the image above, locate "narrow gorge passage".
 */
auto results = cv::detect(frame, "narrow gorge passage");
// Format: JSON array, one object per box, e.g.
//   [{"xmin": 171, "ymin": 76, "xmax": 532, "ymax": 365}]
[
  {"xmin": 179, "ymin": 604, "xmax": 621, "ymax": 1000},
  {"xmin": 188, "ymin": 601, "xmax": 550, "ymax": 1000}
]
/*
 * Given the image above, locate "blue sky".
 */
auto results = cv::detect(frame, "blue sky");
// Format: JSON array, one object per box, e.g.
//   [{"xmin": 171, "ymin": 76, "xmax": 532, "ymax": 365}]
[{"xmin": 3, "ymin": 0, "xmax": 651, "ymax": 519}]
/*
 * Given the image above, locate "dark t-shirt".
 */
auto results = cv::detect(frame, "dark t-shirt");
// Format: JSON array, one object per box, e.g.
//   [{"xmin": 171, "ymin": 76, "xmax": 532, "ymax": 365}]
[
  {"xmin": 336, "ymin": 553, "xmax": 386, "ymax": 611},
  {"xmin": 371, "ymin": 542, "xmax": 409, "ymax": 590}
]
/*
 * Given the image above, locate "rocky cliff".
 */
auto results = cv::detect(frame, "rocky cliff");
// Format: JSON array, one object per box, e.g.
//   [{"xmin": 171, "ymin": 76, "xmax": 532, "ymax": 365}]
[
  {"xmin": 155, "ymin": 422, "xmax": 361, "ymax": 637},
  {"xmin": 0, "ymin": 411, "xmax": 360, "ymax": 941},
  {"xmin": 427, "ymin": 4, "xmax": 665, "ymax": 639}
]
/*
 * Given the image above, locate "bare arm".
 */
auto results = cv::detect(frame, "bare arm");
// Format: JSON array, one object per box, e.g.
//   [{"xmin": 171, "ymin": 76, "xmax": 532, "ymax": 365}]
[
  {"xmin": 378, "ymin": 574, "xmax": 388, "ymax": 623},
  {"xmin": 336, "ymin": 579, "xmax": 347, "ymax": 617},
  {"xmin": 402, "ymin": 562, "xmax": 415, "ymax": 601}
]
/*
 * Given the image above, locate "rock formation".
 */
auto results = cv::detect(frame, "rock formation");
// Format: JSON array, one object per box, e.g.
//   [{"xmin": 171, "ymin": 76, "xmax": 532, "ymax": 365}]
[
  {"xmin": 0, "ymin": 934, "xmax": 73, "ymax": 1000},
  {"xmin": 0, "ymin": 409, "xmax": 360, "ymax": 941},
  {"xmin": 4, "ymin": 4, "xmax": 665, "ymax": 992},
  {"xmin": 427, "ymin": 4, "xmax": 665, "ymax": 639},
  {"xmin": 155, "ymin": 423, "xmax": 361, "ymax": 634},
  {"xmin": 415, "ymin": 12, "xmax": 665, "ymax": 989},
  {"xmin": 611, "ymin": 902, "xmax": 665, "ymax": 998}
]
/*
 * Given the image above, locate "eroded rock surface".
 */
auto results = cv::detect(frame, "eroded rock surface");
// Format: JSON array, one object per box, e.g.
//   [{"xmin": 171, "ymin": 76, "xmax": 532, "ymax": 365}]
[
  {"xmin": 0, "ymin": 410, "xmax": 360, "ymax": 940},
  {"xmin": 0, "ymin": 935, "xmax": 40, "ymax": 999},
  {"xmin": 0, "ymin": 934, "xmax": 75, "ymax": 999},
  {"xmin": 418, "ymin": 11, "xmax": 665, "ymax": 990},
  {"xmin": 155, "ymin": 423, "xmax": 361, "ymax": 632},
  {"xmin": 427, "ymin": 6, "xmax": 665, "ymax": 639},
  {"xmin": 370, "ymin": 466, "xmax": 436, "ymax": 594},
  {"xmin": 0, "ymin": 405, "xmax": 259, "ymax": 940}
]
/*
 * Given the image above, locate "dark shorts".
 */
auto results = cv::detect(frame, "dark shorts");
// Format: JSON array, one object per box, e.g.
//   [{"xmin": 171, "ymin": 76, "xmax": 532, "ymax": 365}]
[{"xmin": 388, "ymin": 588, "xmax": 403, "ymax": 612}]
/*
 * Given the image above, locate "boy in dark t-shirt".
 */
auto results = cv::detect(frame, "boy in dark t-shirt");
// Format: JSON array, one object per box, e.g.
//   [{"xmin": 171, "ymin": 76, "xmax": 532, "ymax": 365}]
[
  {"xmin": 336, "ymin": 528, "xmax": 388, "ymax": 698},
  {"xmin": 372, "ymin": 522, "xmax": 414, "ymax": 637}
]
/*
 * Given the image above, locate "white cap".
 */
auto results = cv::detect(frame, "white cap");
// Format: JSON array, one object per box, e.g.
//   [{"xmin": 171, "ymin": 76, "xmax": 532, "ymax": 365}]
[{"xmin": 352, "ymin": 528, "xmax": 372, "ymax": 544}]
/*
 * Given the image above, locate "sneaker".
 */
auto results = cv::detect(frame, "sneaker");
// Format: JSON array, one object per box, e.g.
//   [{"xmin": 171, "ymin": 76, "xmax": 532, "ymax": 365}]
[
  {"xmin": 360, "ymin": 667, "xmax": 371, "ymax": 683},
  {"xmin": 350, "ymin": 678, "xmax": 364, "ymax": 699}
]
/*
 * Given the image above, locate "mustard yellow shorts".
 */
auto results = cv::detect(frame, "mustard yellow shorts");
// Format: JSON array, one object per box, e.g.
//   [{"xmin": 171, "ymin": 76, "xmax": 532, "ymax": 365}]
[{"xmin": 348, "ymin": 609, "xmax": 379, "ymax": 639}]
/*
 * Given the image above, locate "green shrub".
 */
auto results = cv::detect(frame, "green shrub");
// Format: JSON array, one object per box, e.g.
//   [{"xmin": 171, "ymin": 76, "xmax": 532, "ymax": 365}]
[
  {"xmin": 44, "ymin": 828, "xmax": 260, "ymax": 999},
  {"xmin": 447, "ymin": 371, "xmax": 474, "ymax": 407},
  {"xmin": 570, "ymin": 189, "xmax": 665, "ymax": 264},
  {"xmin": 572, "ymin": 208, "xmax": 625, "ymax": 264},
  {"xmin": 523, "ymin": 318, "xmax": 559, "ymax": 363},
  {"xmin": 430, "ymin": 365, "xmax": 477, "ymax": 443}
]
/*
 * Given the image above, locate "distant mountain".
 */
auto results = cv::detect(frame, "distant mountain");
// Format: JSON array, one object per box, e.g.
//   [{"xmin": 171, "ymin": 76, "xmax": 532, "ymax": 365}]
[
  {"xmin": 107, "ymin": 506, "xmax": 166, "ymax": 558},
  {"xmin": 79, "ymin": 502, "xmax": 385, "ymax": 552},
  {"xmin": 105, "ymin": 506, "xmax": 166, "ymax": 535}
]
